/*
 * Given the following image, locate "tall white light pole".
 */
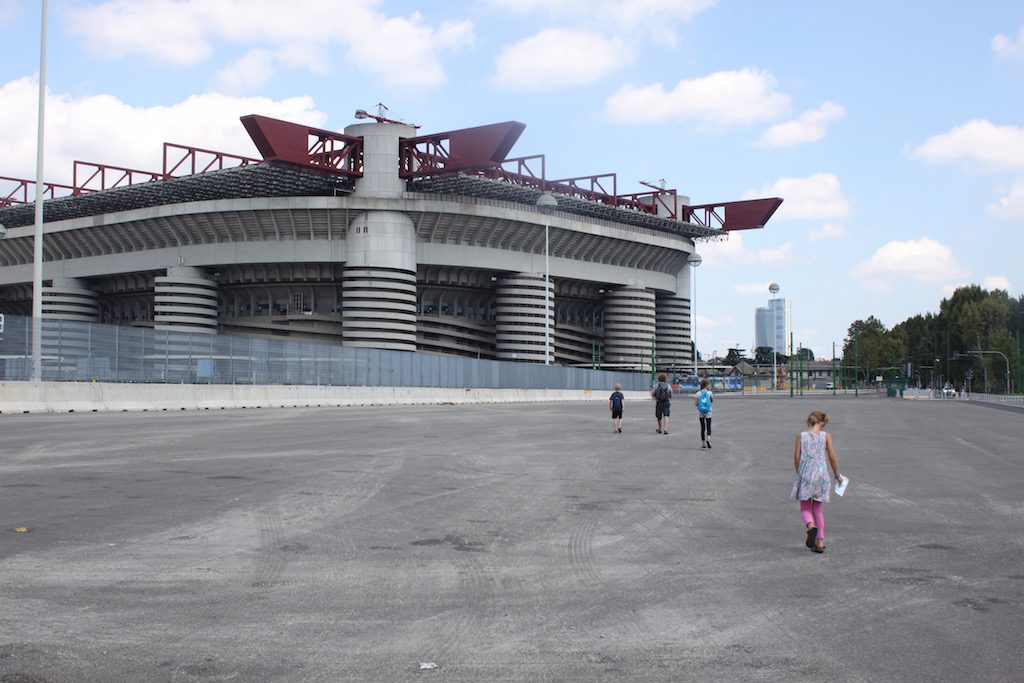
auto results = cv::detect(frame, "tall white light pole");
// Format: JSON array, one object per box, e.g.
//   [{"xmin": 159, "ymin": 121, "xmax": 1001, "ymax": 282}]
[
  {"xmin": 32, "ymin": 0, "xmax": 49, "ymax": 382},
  {"xmin": 769, "ymin": 282, "xmax": 780, "ymax": 391},
  {"xmin": 688, "ymin": 252, "xmax": 702, "ymax": 378},
  {"xmin": 536, "ymin": 192, "xmax": 557, "ymax": 365}
]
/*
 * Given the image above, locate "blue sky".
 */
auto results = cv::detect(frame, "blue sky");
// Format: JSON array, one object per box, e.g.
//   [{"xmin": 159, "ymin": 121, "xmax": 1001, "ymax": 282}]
[{"xmin": 2, "ymin": 0, "xmax": 1023, "ymax": 360}]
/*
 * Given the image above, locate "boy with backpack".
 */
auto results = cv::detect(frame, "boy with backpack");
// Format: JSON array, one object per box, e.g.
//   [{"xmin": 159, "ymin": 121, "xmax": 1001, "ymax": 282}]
[
  {"xmin": 695, "ymin": 378, "xmax": 714, "ymax": 448},
  {"xmin": 651, "ymin": 373, "xmax": 672, "ymax": 434}
]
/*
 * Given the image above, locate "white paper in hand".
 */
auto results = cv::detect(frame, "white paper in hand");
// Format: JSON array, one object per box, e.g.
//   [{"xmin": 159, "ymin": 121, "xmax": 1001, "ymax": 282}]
[{"xmin": 835, "ymin": 475, "xmax": 849, "ymax": 497}]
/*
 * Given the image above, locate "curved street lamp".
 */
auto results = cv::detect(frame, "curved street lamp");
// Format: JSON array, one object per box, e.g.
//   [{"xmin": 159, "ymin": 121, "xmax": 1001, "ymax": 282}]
[
  {"xmin": 688, "ymin": 253, "xmax": 702, "ymax": 378},
  {"xmin": 31, "ymin": 0, "xmax": 49, "ymax": 381},
  {"xmin": 536, "ymin": 192, "xmax": 557, "ymax": 365}
]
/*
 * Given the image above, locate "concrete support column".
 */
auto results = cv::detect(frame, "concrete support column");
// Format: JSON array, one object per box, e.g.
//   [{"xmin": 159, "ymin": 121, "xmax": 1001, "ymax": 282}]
[
  {"xmin": 494, "ymin": 272, "xmax": 553, "ymax": 363},
  {"xmin": 337, "ymin": 119, "xmax": 419, "ymax": 352},
  {"xmin": 341, "ymin": 211, "xmax": 418, "ymax": 351},
  {"xmin": 656, "ymin": 295, "xmax": 692, "ymax": 369},
  {"xmin": 154, "ymin": 266, "xmax": 219, "ymax": 333},
  {"xmin": 603, "ymin": 286, "xmax": 656, "ymax": 369},
  {"xmin": 42, "ymin": 278, "xmax": 98, "ymax": 322},
  {"xmin": 40, "ymin": 278, "xmax": 100, "ymax": 377}
]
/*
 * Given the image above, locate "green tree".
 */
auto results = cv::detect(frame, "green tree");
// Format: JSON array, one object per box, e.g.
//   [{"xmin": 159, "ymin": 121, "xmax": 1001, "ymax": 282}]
[
  {"xmin": 843, "ymin": 285, "xmax": 1024, "ymax": 394},
  {"xmin": 843, "ymin": 316, "xmax": 889, "ymax": 381}
]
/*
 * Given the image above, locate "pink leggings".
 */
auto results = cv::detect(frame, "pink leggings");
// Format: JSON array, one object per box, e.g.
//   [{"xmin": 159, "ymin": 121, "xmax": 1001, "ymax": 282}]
[{"xmin": 799, "ymin": 500, "xmax": 825, "ymax": 540}]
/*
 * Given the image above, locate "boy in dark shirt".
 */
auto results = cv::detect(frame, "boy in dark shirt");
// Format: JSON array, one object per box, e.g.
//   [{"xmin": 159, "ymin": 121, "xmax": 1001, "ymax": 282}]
[{"xmin": 609, "ymin": 383, "xmax": 625, "ymax": 433}]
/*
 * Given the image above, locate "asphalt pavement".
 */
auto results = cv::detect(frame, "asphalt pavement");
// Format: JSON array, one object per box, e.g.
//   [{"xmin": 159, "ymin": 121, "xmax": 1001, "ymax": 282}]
[{"xmin": 2, "ymin": 393, "xmax": 1022, "ymax": 682}]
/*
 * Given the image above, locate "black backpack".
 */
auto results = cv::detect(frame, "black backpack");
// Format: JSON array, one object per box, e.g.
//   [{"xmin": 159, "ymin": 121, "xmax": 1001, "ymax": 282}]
[{"xmin": 654, "ymin": 383, "xmax": 670, "ymax": 401}]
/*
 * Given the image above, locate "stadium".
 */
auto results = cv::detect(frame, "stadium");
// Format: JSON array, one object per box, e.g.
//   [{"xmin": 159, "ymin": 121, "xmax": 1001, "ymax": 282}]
[{"xmin": 0, "ymin": 111, "xmax": 780, "ymax": 371}]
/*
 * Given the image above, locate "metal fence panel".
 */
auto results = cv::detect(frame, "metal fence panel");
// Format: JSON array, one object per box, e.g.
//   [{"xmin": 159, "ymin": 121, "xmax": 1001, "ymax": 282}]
[{"xmin": 0, "ymin": 315, "xmax": 653, "ymax": 392}]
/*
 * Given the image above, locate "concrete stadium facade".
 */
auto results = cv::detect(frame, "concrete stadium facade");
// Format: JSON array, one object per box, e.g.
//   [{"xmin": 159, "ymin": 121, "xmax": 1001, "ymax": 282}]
[{"xmin": 0, "ymin": 116, "xmax": 775, "ymax": 370}]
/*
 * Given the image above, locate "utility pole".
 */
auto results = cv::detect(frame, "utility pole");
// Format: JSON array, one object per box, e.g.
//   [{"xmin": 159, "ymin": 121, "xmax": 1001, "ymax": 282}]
[{"xmin": 832, "ymin": 341, "xmax": 837, "ymax": 396}]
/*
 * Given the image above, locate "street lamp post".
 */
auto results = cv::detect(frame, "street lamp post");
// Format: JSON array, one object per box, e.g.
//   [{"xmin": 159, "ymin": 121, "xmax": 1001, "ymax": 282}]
[
  {"xmin": 688, "ymin": 253, "xmax": 702, "ymax": 379},
  {"xmin": 536, "ymin": 192, "xmax": 557, "ymax": 365},
  {"xmin": 832, "ymin": 341, "xmax": 837, "ymax": 396},
  {"xmin": 855, "ymin": 337, "xmax": 859, "ymax": 397},
  {"xmin": 843, "ymin": 336, "xmax": 859, "ymax": 397},
  {"xmin": 769, "ymin": 283, "xmax": 780, "ymax": 391},
  {"xmin": 956, "ymin": 350, "xmax": 1011, "ymax": 394},
  {"xmin": 31, "ymin": 0, "xmax": 49, "ymax": 382}
]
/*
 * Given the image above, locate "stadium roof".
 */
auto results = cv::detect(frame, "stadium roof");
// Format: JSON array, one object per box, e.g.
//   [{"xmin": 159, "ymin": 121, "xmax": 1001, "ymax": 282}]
[
  {"xmin": 0, "ymin": 163, "xmax": 351, "ymax": 229},
  {"xmin": 1, "ymin": 115, "xmax": 778, "ymax": 239},
  {"xmin": 0, "ymin": 162, "xmax": 724, "ymax": 239}
]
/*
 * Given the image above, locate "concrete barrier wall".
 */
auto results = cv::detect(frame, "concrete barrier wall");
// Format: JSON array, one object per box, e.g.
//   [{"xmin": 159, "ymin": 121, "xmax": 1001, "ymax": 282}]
[
  {"xmin": 0, "ymin": 381, "xmax": 654, "ymax": 414},
  {"xmin": 967, "ymin": 392, "xmax": 1024, "ymax": 409}
]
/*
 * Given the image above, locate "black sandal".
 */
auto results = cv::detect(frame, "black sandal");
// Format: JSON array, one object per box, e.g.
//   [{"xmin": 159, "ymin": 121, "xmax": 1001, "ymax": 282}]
[{"xmin": 805, "ymin": 526, "xmax": 818, "ymax": 549}]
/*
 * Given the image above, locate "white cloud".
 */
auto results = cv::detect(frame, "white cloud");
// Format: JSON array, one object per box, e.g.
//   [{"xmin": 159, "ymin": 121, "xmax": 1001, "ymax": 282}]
[
  {"xmin": 698, "ymin": 234, "xmax": 794, "ymax": 267},
  {"xmin": 215, "ymin": 49, "xmax": 276, "ymax": 94},
  {"xmin": 486, "ymin": 0, "xmax": 716, "ymax": 45},
  {"xmin": 64, "ymin": 0, "xmax": 474, "ymax": 88},
  {"xmin": 0, "ymin": 76, "xmax": 325, "ymax": 185},
  {"xmin": 757, "ymin": 243, "xmax": 794, "ymax": 264},
  {"xmin": 699, "ymin": 233, "xmax": 754, "ymax": 265},
  {"xmin": 606, "ymin": 68, "xmax": 791, "ymax": 128},
  {"xmin": 1, "ymin": 0, "xmax": 21, "ymax": 24},
  {"xmin": 345, "ymin": 16, "xmax": 474, "ymax": 87},
  {"xmin": 910, "ymin": 119, "xmax": 1024, "ymax": 172},
  {"xmin": 992, "ymin": 27, "xmax": 1024, "ymax": 62},
  {"xmin": 734, "ymin": 282, "xmax": 773, "ymax": 295},
  {"xmin": 987, "ymin": 180, "xmax": 1024, "ymax": 222},
  {"xmin": 276, "ymin": 43, "xmax": 331, "ymax": 73},
  {"xmin": 745, "ymin": 173, "xmax": 852, "ymax": 220},
  {"xmin": 758, "ymin": 101, "xmax": 846, "ymax": 147},
  {"xmin": 696, "ymin": 313, "xmax": 723, "ymax": 330},
  {"xmin": 982, "ymin": 275, "xmax": 1012, "ymax": 292},
  {"xmin": 850, "ymin": 238, "xmax": 969, "ymax": 292},
  {"xmin": 808, "ymin": 223, "xmax": 847, "ymax": 241},
  {"xmin": 488, "ymin": 0, "xmax": 715, "ymax": 22},
  {"xmin": 492, "ymin": 29, "xmax": 633, "ymax": 89},
  {"xmin": 65, "ymin": 0, "xmax": 213, "ymax": 64}
]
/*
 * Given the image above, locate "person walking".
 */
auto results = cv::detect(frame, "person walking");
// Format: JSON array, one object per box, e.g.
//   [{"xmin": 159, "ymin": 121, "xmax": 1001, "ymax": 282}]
[
  {"xmin": 694, "ymin": 378, "xmax": 714, "ymax": 448},
  {"xmin": 790, "ymin": 411, "xmax": 842, "ymax": 553},
  {"xmin": 651, "ymin": 373, "xmax": 672, "ymax": 434},
  {"xmin": 609, "ymin": 383, "xmax": 625, "ymax": 433}
]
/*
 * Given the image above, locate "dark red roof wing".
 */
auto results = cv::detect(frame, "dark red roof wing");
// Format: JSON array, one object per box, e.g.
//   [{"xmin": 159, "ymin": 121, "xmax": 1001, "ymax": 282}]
[
  {"xmin": 687, "ymin": 197, "xmax": 783, "ymax": 231},
  {"xmin": 240, "ymin": 114, "xmax": 363, "ymax": 176},
  {"xmin": 399, "ymin": 121, "xmax": 526, "ymax": 177}
]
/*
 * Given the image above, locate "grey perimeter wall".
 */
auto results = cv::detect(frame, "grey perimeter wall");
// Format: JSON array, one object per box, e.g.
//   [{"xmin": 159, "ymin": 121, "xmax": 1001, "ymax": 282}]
[{"xmin": 0, "ymin": 314, "xmax": 652, "ymax": 392}]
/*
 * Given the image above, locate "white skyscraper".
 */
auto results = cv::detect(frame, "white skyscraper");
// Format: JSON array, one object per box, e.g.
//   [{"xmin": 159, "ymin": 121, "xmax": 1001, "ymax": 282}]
[{"xmin": 754, "ymin": 298, "xmax": 791, "ymax": 353}]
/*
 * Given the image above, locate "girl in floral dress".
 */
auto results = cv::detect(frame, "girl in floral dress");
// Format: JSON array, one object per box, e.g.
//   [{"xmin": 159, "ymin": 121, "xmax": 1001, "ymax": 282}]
[{"xmin": 790, "ymin": 411, "xmax": 842, "ymax": 553}]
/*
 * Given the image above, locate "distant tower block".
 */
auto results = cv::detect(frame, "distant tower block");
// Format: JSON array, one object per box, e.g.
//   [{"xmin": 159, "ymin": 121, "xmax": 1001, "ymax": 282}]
[
  {"xmin": 656, "ymin": 295, "xmax": 692, "ymax": 368},
  {"xmin": 495, "ymin": 272, "xmax": 553, "ymax": 363},
  {"xmin": 154, "ymin": 266, "xmax": 218, "ymax": 333},
  {"xmin": 42, "ymin": 278, "xmax": 98, "ymax": 322},
  {"xmin": 603, "ymin": 286, "xmax": 656, "ymax": 368}
]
